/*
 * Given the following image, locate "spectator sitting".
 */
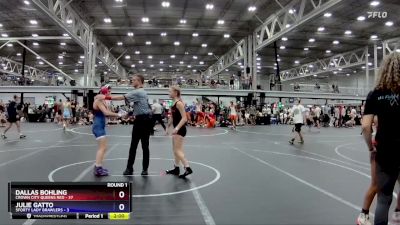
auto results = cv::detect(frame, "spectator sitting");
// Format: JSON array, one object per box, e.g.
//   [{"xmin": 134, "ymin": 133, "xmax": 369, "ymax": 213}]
[
  {"xmin": 88, "ymin": 111, "xmax": 94, "ymax": 125},
  {"xmin": 120, "ymin": 116, "xmax": 133, "ymax": 125},
  {"xmin": 36, "ymin": 106, "xmax": 46, "ymax": 122},
  {"xmin": 204, "ymin": 115, "xmax": 216, "ymax": 128}
]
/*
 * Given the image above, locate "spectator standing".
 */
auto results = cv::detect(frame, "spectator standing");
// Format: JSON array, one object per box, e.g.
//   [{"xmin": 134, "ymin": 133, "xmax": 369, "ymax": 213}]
[
  {"xmin": 152, "ymin": 99, "xmax": 166, "ymax": 134},
  {"xmin": 1, "ymin": 95, "xmax": 26, "ymax": 139},
  {"xmin": 360, "ymin": 52, "xmax": 400, "ymax": 225}
]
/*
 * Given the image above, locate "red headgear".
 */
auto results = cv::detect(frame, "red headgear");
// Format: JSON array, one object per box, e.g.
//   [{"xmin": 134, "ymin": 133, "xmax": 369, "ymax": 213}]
[{"xmin": 100, "ymin": 85, "xmax": 111, "ymax": 95}]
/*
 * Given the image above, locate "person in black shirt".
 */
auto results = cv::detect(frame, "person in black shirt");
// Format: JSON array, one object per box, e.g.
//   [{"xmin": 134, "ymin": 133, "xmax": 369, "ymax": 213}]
[
  {"xmin": 229, "ymin": 75, "xmax": 234, "ymax": 89},
  {"xmin": 362, "ymin": 52, "xmax": 400, "ymax": 225},
  {"xmin": 71, "ymin": 100, "xmax": 77, "ymax": 124},
  {"xmin": 23, "ymin": 103, "xmax": 29, "ymax": 120},
  {"xmin": 165, "ymin": 86, "xmax": 193, "ymax": 178},
  {"xmin": 1, "ymin": 95, "xmax": 26, "ymax": 139}
]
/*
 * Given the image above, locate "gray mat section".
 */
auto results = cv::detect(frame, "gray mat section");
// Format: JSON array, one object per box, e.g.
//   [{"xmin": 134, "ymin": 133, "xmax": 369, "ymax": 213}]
[{"xmin": 0, "ymin": 123, "xmax": 396, "ymax": 225}]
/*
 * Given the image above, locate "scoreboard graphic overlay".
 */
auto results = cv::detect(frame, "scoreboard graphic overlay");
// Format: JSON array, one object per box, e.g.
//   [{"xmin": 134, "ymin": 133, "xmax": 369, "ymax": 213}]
[{"xmin": 9, "ymin": 182, "xmax": 132, "ymax": 220}]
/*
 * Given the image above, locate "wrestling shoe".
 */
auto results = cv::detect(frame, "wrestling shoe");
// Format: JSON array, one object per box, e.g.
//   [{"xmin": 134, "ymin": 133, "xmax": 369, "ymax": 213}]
[
  {"xmin": 356, "ymin": 213, "xmax": 371, "ymax": 225},
  {"xmin": 1, "ymin": 134, "xmax": 6, "ymax": 139},
  {"xmin": 166, "ymin": 166, "xmax": 180, "ymax": 176},
  {"xmin": 123, "ymin": 168, "xmax": 133, "ymax": 176},
  {"xmin": 94, "ymin": 166, "xmax": 109, "ymax": 176},
  {"xmin": 391, "ymin": 211, "xmax": 400, "ymax": 225},
  {"xmin": 141, "ymin": 170, "xmax": 148, "ymax": 176},
  {"xmin": 179, "ymin": 167, "xmax": 193, "ymax": 179},
  {"xmin": 289, "ymin": 139, "xmax": 295, "ymax": 145},
  {"xmin": 20, "ymin": 134, "xmax": 26, "ymax": 139}
]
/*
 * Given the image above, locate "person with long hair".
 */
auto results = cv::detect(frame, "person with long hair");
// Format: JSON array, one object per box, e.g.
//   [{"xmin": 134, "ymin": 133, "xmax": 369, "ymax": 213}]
[
  {"xmin": 357, "ymin": 116, "xmax": 378, "ymax": 225},
  {"xmin": 92, "ymin": 85, "xmax": 126, "ymax": 176},
  {"xmin": 165, "ymin": 86, "xmax": 193, "ymax": 178},
  {"xmin": 361, "ymin": 52, "xmax": 400, "ymax": 225}
]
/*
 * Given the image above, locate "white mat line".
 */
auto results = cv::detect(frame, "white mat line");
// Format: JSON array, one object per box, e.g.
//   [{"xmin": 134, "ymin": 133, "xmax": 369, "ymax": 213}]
[
  {"xmin": 248, "ymin": 148, "xmax": 397, "ymax": 200},
  {"xmin": 73, "ymin": 144, "xmax": 119, "ymax": 182},
  {"xmin": 21, "ymin": 135, "xmax": 87, "ymax": 225},
  {"xmin": 335, "ymin": 143, "xmax": 370, "ymax": 167},
  {"xmin": 233, "ymin": 147, "xmax": 364, "ymax": 213},
  {"xmin": 190, "ymin": 181, "xmax": 216, "ymax": 225},
  {"xmin": 0, "ymin": 136, "xmax": 82, "ymax": 168}
]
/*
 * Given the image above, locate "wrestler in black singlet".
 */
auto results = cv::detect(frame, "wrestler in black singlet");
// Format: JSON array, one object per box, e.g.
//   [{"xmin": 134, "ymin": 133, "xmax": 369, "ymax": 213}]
[{"xmin": 171, "ymin": 100, "xmax": 187, "ymax": 137}]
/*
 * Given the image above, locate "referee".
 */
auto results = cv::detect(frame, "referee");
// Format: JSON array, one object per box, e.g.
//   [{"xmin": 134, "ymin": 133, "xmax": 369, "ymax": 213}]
[{"xmin": 102, "ymin": 74, "xmax": 153, "ymax": 176}]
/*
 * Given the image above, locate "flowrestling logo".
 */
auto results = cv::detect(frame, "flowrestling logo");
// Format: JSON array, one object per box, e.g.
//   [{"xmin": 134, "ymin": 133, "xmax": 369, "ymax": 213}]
[{"xmin": 367, "ymin": 11, "xmax": 388, "ymax": 19}]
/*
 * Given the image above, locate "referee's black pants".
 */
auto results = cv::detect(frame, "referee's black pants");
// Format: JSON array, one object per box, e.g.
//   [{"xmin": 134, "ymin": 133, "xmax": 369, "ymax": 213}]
[
  {"xmin": 153, "ymin": 114, "xmax": 166, "ymax": 130},
  {"xmin": 126, "ymin": 115, "xmax": 152, "ymax": 171}
]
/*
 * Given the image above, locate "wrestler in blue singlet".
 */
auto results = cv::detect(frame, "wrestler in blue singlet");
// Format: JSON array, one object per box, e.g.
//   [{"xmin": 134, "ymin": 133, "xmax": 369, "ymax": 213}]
[
  {"xmin": 92, "ymin": 84, "xmax": 124, "ymax": 177},
  {"xmin": 92, "ymin": 108, "xmax": 106, "ymax": 140}
]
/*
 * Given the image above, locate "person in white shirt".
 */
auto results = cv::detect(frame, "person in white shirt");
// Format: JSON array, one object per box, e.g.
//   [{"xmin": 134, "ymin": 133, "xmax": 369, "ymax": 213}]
[
  {"xmin": 266, "ymin": 106, "xmax": 272, "ymax": 115},
  {"xmin": 340, "ymin": 106, "xmax": 346, "ymax": 127},
  {"xmin": 152, "ymin": 100, "xmax": 166, "ymax": 134},
  {"xmin": 244, "ymin": 109, "xmax": 250, "ymax": 125},
  {"xmin": 314, "ymin": 105, "xmax": 322, "ymax": 128},
  {"xmin": 283, "ymin": 112, "xmax": 288, "ymax": 124},
  {"xmin": 279, "ymin": 112, "xmax": 284, "ymax": 125},
  {"xmin": 334, "ymin": 107, "xmax": 340, "ymax": 127},
  {"xmin": 229, "ymin": 101, "xmax": 238, "ymax": 129},
  {"xmin": 345, "ymin": 107, "xmax": 358, "ymax": 128},
  {"xmin": 351, "ymin": 107, "xmax": 357, "ymax": 118},
  {"xmin": 289, "ymin": 98, "xmax": 306, "ymax": 144}
]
